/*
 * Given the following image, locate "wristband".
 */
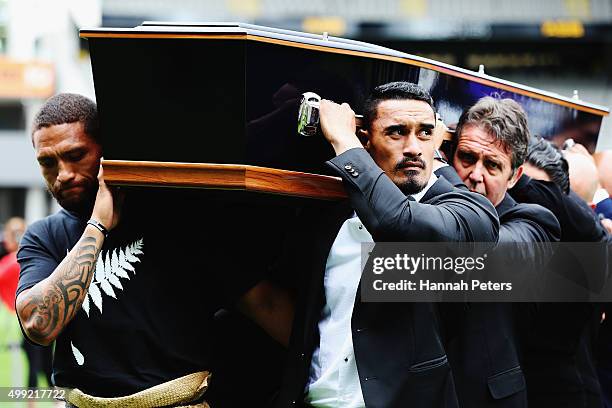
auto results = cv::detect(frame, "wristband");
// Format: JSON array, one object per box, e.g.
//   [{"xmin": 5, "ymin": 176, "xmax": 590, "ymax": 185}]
[{"xmin": 87, "ymin": 219, "xmax": 109, "ymax": 238}]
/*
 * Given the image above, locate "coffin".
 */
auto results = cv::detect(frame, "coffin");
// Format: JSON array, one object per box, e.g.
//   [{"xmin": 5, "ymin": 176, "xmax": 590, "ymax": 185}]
[
  {"xmin": 80, "ymin": 22, "xmax": 609, "ymax": 200},
  {"xmin": 78, "ymin": 22, "xmax": 610, "ymax": 405}
]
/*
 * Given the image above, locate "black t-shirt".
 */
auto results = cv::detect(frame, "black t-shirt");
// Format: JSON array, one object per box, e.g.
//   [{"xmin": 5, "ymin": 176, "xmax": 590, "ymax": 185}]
[{"xmin": 16, "ymin": 192, "xmax": 276, "ymax": 397}]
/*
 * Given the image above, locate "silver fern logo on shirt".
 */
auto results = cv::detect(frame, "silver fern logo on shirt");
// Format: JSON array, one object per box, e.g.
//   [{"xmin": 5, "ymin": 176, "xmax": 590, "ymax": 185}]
[{"xmin": 82, "ymin": 238, "xmax": 144, "ymax": 316}]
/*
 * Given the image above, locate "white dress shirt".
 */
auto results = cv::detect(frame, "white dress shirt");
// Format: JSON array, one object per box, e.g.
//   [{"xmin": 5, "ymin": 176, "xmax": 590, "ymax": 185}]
[{"xmin": 305, "ymin": 173, "xmax": 437, "ymax": 408}]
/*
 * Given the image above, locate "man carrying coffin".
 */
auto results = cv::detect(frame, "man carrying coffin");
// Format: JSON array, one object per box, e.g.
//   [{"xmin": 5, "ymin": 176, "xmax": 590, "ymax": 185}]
[
  {"xmin": 510, "ymin": 136, "xmax": 611, "ymax": 408},
  {"xmin": 434, "ymin": 97, "xmax": 561, "ymax": 407},
  {"xmin": 275, "ymin": 82, "xmax": 499, "ymax": 408},
  {"xmin": 15, "ymin": 93, "xmax": 294, "ymax": 407}
]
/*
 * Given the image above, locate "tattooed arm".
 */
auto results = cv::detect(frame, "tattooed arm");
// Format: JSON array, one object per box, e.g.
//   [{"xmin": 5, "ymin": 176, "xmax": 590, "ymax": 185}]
[
  {"xmin": 17, "ymin": 227, "xmax": 105, "ymax": 345},
  {"xmin": 16, "ymin": 165, "xmax": 122, "ymax": 346}
]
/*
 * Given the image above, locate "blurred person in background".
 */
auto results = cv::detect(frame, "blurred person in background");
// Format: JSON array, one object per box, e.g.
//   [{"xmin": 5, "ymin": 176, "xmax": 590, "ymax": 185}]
[
  {"xmin": 0, "ymin": 232, "xmax": 7, "ymax": 260},
  {"xmin": 564, "ymin": 146, "xmax": 599, "ymax": 204},
  {"xmin": 594, "ymin": 150, "xmax": 612, "ymax": 196},
  {"xmin": 562, "ymin": 145, "xmax": 612, "ymax": 408},
  {"xmin": 0, "ymin": 217, "xmax": 25, "ymax": 311},
  {"xmin": 563, "ymin": 142, "xmax": 612, "ymax": 233},
  {"xmin": 0, "ymin": 217, "xmax": 53, "ymax": 406},
  {"xmin": 593, "ymin": 150, "xmax": 612, "ymax": 227},
  {"xmin": 512, "ymin": 135, "xmax": 611, "ymax": 408}
]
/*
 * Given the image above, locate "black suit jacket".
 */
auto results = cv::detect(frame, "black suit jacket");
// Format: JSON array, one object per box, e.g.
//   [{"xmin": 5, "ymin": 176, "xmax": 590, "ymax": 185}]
[
  {"xmin": 509, "ymin": 175, "xmax": 609, "ymax": 244},
  {"xmin": 509, "ymin": 175, "xmax": 610, "ymax": 408},
  {"xmin": 597, "ymin": 302, "xmax": 612, "ymax": 407},
  {"xmin": 435, "ymin": 166, "xmax": 561, "ymax": 408},
  {"xmin": 275, "ymin": 149, "xmax": 499, "ymax": 408}
]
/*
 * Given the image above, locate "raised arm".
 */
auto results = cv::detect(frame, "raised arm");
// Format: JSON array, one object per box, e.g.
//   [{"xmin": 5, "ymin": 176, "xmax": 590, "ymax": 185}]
[
  {"xmin": 16, "ymin": 166, "xmax": 121, "ymax": 345},
  {"xmin": 318, "ymin": 99, "xmax": 498, "ymax": 242},
  {"xmin": 327, "ymin": 148, "xmax": 498, "ymax": 241}
]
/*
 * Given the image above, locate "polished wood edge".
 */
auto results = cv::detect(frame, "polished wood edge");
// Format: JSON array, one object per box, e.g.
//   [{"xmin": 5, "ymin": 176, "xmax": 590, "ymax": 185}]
[
  {"xmin": 79, "ymin": 31, "xmax": 608, "ymax": 116},
  {"xmin": 101, "ymin": 159, "xmax": 347, "ymax": 200}
]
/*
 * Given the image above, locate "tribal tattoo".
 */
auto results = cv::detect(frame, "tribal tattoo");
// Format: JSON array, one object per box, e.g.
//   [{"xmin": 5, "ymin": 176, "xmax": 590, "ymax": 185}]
[{"xmin": 18, "ymin": 231, "xmax": 102, "ymax": 344}]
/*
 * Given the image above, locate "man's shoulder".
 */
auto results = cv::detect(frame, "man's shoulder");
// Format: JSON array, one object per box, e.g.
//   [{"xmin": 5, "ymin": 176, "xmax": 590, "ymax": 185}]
[
  {"xmin": 505, "ymin": 201, "xmax": 556, "ymax": 218},
  {"xmin": 421, "ymin": 179, "xmax": 500, "ymax": 242},
  {"xmin": 425, "ymin": 177, "xmax": 497, "ymax": 213},
  {"xmin": 26, "ymin": 209, "xmax": 82, "ymax": 236},
  {"xmin": 502, "ymin": 202, "xmax": 561, "ymax": 235},
  {"xmin": 433, "ymin": 165, "xmax": 467, "ymax": 190},
  {"xmin": 16, "ymin": 210, "xmax": 85, "ymax": 297},
  {"xmin": 510, "ymin": 176, "xmax": 563, "ymax": 206},
  {"xmin": 22, "ymin": 209, "xmax": 84, "ymax": 253}
]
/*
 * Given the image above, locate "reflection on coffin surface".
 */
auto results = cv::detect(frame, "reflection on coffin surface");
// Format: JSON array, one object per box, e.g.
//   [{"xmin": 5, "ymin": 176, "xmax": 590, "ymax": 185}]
[{"xmin": 81, "ymin": 21, "xmax": 608, "ymax": 200}]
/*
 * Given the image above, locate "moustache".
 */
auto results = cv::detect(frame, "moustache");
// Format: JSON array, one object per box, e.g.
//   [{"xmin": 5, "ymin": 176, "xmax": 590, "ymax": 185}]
[{"xmin": 395, "ymin": 157, "xmax": 426, "ymax": 170}]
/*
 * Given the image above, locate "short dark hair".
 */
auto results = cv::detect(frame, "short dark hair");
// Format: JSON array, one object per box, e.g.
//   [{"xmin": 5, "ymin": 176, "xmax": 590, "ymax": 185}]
[
  {"xmin": 526, "ymin": 135, "xmax": 570, "ymax": 194},
  {"xmin": 362, "ymin": 82, "xmax": 435, "ymax": 130},
  {"xmin": 456, "ymin": 97, "xmax": 529, "ymax": 172},
  {"xmin": 32, "ymin": 93, "xmax": 99, "ymax": 142}
]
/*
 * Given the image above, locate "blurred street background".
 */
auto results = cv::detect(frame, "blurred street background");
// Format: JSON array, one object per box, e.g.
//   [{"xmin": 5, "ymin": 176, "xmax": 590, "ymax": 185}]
[{"xmin": 0, "ymin": 0, "xmax": 611, "ymax": 405}]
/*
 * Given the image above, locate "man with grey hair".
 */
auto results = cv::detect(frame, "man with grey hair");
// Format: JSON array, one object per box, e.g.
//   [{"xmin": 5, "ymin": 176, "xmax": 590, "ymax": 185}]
[
  {"xmin": 453, "ymin": 96, "xmax": 529, "ymax": 207},
  {"xmin": 435, "ymin": 96, "xmax": 560, "ymax": 407}
]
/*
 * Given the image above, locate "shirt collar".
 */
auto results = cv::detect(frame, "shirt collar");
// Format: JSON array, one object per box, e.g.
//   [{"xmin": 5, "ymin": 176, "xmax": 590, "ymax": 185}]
[
  {"xmin": 411, "ymin": 172, "xmax": 438, "ymax": 203},
  {"xmin": 593, "ymin": 187, "xmax": 610, "ymax": 205}
]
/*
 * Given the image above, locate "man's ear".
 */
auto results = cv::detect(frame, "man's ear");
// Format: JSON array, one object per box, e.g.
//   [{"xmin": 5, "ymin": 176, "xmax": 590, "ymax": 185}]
[
  {"xmin": 358, "ymin": 129, "xmax": 370, "ymax": 150},
  {"xmin": 507, "ymin": 165, "xmax": 524, "ymax": 189}
]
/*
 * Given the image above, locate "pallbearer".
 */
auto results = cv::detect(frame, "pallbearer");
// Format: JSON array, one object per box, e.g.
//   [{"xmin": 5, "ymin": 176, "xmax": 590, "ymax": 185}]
[
  {"xmin": 275, "ymin": 82, "xmax": 499, "ymax": 408},
  {"xmin": 15, "ymin": 93, "xmax": 294, "ymax": 407},
  {"xmin": 435, "ymin": 97, "xmax": 561, "ymax": 407}
]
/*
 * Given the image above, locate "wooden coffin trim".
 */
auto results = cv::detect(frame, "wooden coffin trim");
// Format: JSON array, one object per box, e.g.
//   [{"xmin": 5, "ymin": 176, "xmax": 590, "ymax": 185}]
[
  {"xmin": 102, "ymin": 159, "xmax": 348, "ymax": 201},
  {"xmin": 80, "ymin": 30, "xmax": 608, "ymax": 117}
]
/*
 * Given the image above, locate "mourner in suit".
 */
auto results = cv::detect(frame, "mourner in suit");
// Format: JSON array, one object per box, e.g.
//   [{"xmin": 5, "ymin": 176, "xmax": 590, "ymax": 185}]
[
  {"xmin": 510, "ymin": 135, "xmax": 611, "ymax": 408},
  {"xmin": 434, "ymin": 97, "xmax": 561, "ymax": 408},
  {"xmin": 274, "ymin": 82, "xmax": 499, "ymax": 408}
]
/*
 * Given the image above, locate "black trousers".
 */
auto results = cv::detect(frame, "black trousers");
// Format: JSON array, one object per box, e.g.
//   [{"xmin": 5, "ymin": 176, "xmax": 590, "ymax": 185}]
[{"xmin": 21, "ymin": 340, "xmax": 53, "ymax": 387}]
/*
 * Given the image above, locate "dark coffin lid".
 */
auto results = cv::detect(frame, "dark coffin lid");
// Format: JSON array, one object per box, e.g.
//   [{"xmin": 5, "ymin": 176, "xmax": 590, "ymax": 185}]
[{"xmin": 80, "ymin": 22, "xmax": 609, "ymax": 200}]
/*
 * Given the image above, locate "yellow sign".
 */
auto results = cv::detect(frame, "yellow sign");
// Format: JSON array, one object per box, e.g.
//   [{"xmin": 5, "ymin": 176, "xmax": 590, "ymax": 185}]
[
  {"xmin": 400, "ymin": 0, "xmax": 427, "ymax": 18},
  {"xmin": 541, "ymin": 20, "xmax": 585, "ymax": 38},
  {"xmin": 302, "ymin": 17, "xmax": 346, "ymax": 36},
  {"xmin": 226, "ymin": 0, "xmax": 260, "ymax": 18},
  {"xmin": 0, "ymin": 58, "xmax": 55, "ymax": 99}
]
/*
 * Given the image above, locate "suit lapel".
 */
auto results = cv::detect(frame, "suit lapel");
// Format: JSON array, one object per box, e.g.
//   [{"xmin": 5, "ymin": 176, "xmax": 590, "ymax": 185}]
[
  {"xmin": 495, "ymin": 193, "xmax": 517, "ymax": 218},
  {"xmin": 434, "ymin": 166, "xmax": 466, "ymax": 190},
  {"xmin": 421, "ymin": 176, "xmax": 455, "ymax": 203}
]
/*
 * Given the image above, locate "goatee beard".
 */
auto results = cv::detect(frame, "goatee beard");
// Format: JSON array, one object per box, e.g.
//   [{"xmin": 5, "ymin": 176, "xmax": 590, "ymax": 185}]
[
  {"xmin": 395, "ymin": 156, "xmax": 427, "ymax": 195},
  {"xmin": 47, "ymin": 188, "xmax": 95, "ymax": 216},
  {"xmin": 397, "ymin": 179, "xmax": 427, "ymax": 195}
]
